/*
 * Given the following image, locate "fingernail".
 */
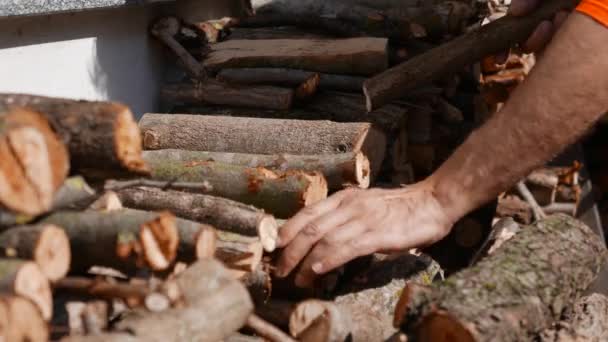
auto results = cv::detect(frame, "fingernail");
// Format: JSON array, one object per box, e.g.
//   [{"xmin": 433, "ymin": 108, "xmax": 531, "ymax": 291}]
[{"xmin": 312, "ymin": 262, "xmax": 324, "ymax": 274}]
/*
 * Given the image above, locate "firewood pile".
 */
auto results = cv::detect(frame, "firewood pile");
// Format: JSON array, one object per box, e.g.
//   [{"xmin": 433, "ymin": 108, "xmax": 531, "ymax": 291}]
[{"xmin": 0, "ymin": 0, "xmax": 606, "ymax": 341}]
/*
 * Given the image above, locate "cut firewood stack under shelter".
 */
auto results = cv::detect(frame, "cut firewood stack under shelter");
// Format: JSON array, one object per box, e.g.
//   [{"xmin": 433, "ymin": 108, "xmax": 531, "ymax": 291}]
[{"xmin": 0, "ymin": 0, "xmax": 606, "ymax": 341}]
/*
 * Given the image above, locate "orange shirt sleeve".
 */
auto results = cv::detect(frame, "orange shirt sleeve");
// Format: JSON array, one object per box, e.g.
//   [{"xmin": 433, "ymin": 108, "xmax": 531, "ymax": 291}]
[{"xmin": 577, "ymin": 0, "xmax": 608, "ymax": 27}]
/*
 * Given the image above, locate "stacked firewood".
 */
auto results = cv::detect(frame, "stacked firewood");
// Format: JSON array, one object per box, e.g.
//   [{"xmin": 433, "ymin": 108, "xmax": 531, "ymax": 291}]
[{"xmin": 0, "ymin": 0, "xmax": 606, "ymax": 342}]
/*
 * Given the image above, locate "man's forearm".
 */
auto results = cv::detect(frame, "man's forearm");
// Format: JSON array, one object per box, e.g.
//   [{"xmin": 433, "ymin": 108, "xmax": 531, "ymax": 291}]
[{"xmin": 429, "ymin": 12, "xmax": 608, "ymax": 223}]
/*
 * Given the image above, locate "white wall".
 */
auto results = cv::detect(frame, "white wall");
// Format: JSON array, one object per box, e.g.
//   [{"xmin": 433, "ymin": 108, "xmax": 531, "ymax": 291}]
[{"xmin": 0, "ymin": 1, "xmax": 242, "ymax": 118}]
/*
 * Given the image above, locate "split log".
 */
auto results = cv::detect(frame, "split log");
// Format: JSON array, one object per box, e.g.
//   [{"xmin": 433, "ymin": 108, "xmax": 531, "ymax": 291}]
[
  {"xmin": 114, "ymin": 259, "xmax": 254, "ymax": 342},
  {"xmin": 363, "ymin": 0, "xmax": 579, "ymax": 111},
  {"xmin": 143, "ymin": 149, "xmax": 371, "ymax": 190},
  {"xmin": 0, "ymin": 93, "xmax": 149, "ymax": 176},
  {"xmin": 116, "ymin": 187, "xmax": 279, "ymax": 252},
  {"xmin": 0, "ymin": 224, "xmax": 70, "ymax": 282},
  {"xmin": 0, "ymin": 296, "xmax": 48, "ymax": 342},
  {"xmin": 203, "ymin": 38, "xmax": 388, "ymax": 76},
  {"xmin": 0, "ymin": 259, "xmax": 52, "ymax": 320},
  {"xmin": 540, "ymin": 294, "xmax": 608, "ymax": 342},
  {"xmin": 41, "ymin": 210, "xmax": 182, "ymax": 273},
  {"xmin": 217, "ymin": 68, "xmax": 365, "ymax": 92},
  {"xmin": 145, "ymin": 156, "xmax": 328, "ymax": 218},
  {"xmin": 0, "ymin": 107, "xmax": 69, "ymax": 216},
  {"xmin": 161, "ymin": 80, "xmax": 294, "ymax": 111},
  {"xmin": 395, "ymin": 215, "xmax": 607, "ymax": 342},
  {"xmin": 139, "ymin": 114, "xmax": 387, "ymax": 179},
  {"xmin": 289, "ymin": 299, "xmax": 384, "ymax": 342},
  {"xmin": 295, "ymin": 73, "xmax": 321, "ymax": 101},
  {"xmin": 54, "ymin": 277, "xmax": 170, "ymax": 311}
]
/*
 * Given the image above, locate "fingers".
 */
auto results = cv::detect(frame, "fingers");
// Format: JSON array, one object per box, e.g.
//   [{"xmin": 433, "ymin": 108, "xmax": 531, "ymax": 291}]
[
  {"xmin": 522, "ymin": 20, "xmax": 553, "ymax": 53},
  {"xmin": 293, "ymin": 222, "xmax": 372, "ymax": 287},
  {"xmin": 277, "ymin": 190, "xmax": 353, "ymax": 248},
  {"xmin": 275, "ymin": 208, "xmax": 353, "ymax": 278},
  {"xmin": 509, "ymin": 0, "xmax": 540, "ymax": 17}
]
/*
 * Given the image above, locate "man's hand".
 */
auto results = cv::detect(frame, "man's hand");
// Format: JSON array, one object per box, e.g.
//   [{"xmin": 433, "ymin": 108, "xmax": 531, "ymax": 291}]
[
  {"xmin": 509, "ymin": 0, "xmax": 570, "ymax": 52},
  {"xmin": 275, "ymin": 181, "xmax": 455, "ymax": 288}
]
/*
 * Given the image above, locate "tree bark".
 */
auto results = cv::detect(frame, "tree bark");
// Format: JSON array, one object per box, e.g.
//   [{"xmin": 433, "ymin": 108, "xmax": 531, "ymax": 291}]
[
  {"xmin": 0, "ymin": 259, "xmax": 52, "ymax": 320},
  {"xmin": 203, "ymin": 38, "xmax": 388, "ymax": 76},
  {"xmin": 0, "ymin": 107, "xmax": 69, "ymax": 216},
  {"xmin": 363, "ymin": 0, "xmax": 579, "ymax": 111},
  {"xmin": 395, "ymin": 215, "xmax": 608, "ymax": 342},
  {"xmin": 0, "ymin": 224, "xmax": 70, "ymax": 282},
  {"xmin": 228, "ymin": 27, "xmax": 332, "ymax": 40},
  {"xmin": 304, "ymin": 91, "xmax": 408, "ymax": 132},
  {"xmin": 139, "ymin": 114, "xmax": 387, "ymax": 179},
  {"xmin": 249, "ymin": 0, "xmax": 475, "ymax": 41},
  {"xmin": 161, "ymin": 80, "xmax": 294, "ymax": 111},
  {"xmin": 217, "ymin": 68, "xmax": 365, "ymax": 93},
  {"xmin": 0, "ymin": 296, "xmax": 48, "ymax": 342},
  {"xmin": 116, "ymin": 187, "xmax": 279, "ymax": 252},
  {"xmin": 540, "ymin": 294, "xmax": 608, "ymax": 342},
  {"xmin": 40, "ymin": 210, "xmax": 184, "ymax": 274},
  {"xmin": 145, "ymin": 157, "xmax": 328, "ymax": 218},
  {"xmin": 114, "ymin": 259, "xmax": 253, "ymax": 342},
  {"xmin": 0, "ymin": 93, "xmax": 149, "ymax": 176},
  {"xmin": 151, "ymin": 17, "xmax": 205, "ymax": 79},
  {"xmin": 0, "ymin": 176, "xmax": 98, "ymax": 229},
  {"xmin": 143, "ymin": 149, "xmax": 370, "ymax": 190}
]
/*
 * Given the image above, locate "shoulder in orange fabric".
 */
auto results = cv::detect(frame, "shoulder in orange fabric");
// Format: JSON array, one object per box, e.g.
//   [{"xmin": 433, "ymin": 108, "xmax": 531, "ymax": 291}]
[{"xmin": 577, "ymin": 0, "xmax": 608, "ymax": 26}]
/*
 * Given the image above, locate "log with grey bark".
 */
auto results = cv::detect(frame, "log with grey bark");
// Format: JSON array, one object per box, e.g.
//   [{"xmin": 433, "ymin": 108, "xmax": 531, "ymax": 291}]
[
  {"xmin": 41, "ymin": 209, "xmax": 263, "ymax": 277},
  {"xmin": 143, "ymin": 149, "xmax": 370, "ymax": 190},
  {"xmin": 116, "ymin": 186, "xmax": 279, "ymax": 251},
  {"xmin": 139, "ymin": 114, "xmax": 386, "ymax": 179},
  {"xmin": 217, "ymin": 68, "xmax": 365, "ymax": 92},
  {"xmin": 394, "ymin": 214, "xmax": 607, "ymax": 342},
  {"xmin": 161, "ymin": 80, "xmax": 294, "ymax": 111},
  {"xmin": 0, "ymin": 224, "xmax": 70, "ymax": 282},
  {"xmin": 363, "ymin": 0, "xmax": 579, "ymax": 111},
  {"xmin": 249, "ymin": 0, "xmax": 474, "ymax": 40},
  {"xmin": 0, "ymin": 176, "xmax": 97, "ymax": 229},
  {"xmin": 40, "ymin": 210, "xmax": 182, "ymax": 273},
  {"xmin": 0, "ymin": 93, "xmax": 149, "ymax": 176},
  {"xmin": 145, "ymin": 157, "xmax": 327, "ymax": 218},
  {"xmin": 0, "ymin": 259, "xmax": 52, "ymax": 320},
  {"xmin": 540, "ymin": 294, "xmax": 608, "ymax": 342},
  {"xmin": 0, "ymin": 107, "xmax": 69, "ymax": 216},
  {"xmin": 203, "ymin": 38, "xmax": 388, "ymax": 76}
]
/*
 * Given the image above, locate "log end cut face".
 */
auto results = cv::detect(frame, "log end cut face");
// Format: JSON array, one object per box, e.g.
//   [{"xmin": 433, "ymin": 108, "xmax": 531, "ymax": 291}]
[
  {"xmin": 12, "ymin": 261, "xmax": 52, "ymax": 320},
  {"xmin": 416, "ymin": 311, "xmax": 476, "ymax": 342},
  {"xmin": 1, "ymin": 296, "xmax": 48, "ymax": 342},
  {"xmin": 114, "ymin": 108, "xmax": 150, "ymax": 175},
  {"xmin": 258, "ymin": 214, "xmax": 279, "ymax": 252},
  {"xmin": 354, "ymin": 152, "xmax": 371, "ymax": 189},
  {"xmin": 139, "ymin": 212, "xmax": 179, "ymax": 271},
  {"xmin": 301, "ymin": 172, "xmax": 329, "ymax": 207},
  {"xmin": 34, "ymin": 224, "xmax": 71, "ymax": 282}
]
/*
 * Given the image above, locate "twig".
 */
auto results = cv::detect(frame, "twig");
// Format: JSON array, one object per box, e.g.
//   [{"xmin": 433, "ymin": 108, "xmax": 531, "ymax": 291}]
[
  {"xmin": 105, "ymin": 179, "xmax": 213, "ymax": 193},
  {"xmin": 516, "ymin": 181, "xmax": 547, "ymax": 221},
  {"xmin": 543, "ymin": 202, "xmax": 577, "ymax": 216},
  {"xmin": 246, "ymin": 314, "xmax": 297, "ymax": 342}
]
